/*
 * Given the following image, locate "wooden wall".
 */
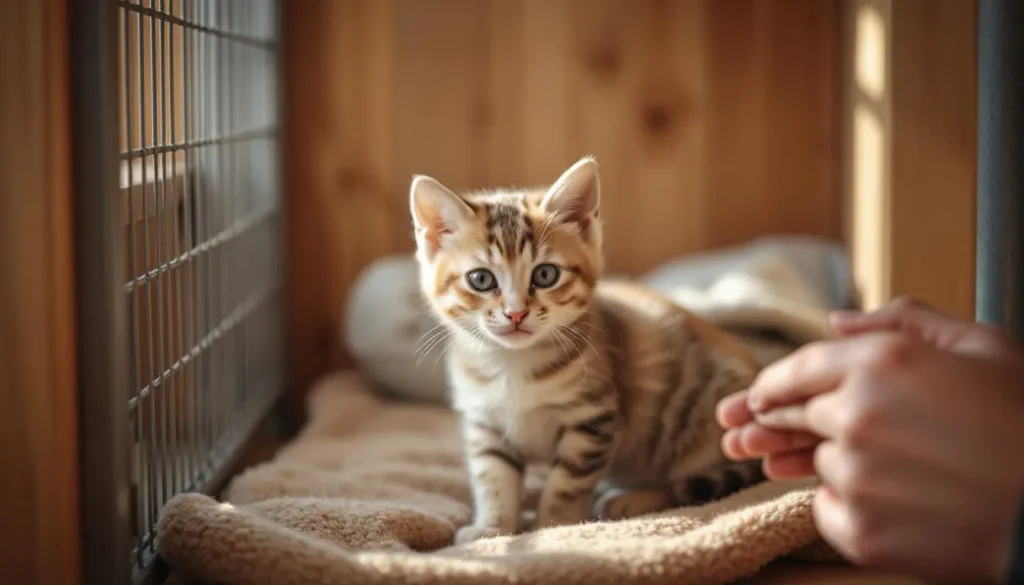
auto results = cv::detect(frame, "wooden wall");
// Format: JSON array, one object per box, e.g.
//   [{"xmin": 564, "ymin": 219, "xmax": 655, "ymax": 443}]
[
  {"xmin": 888, "ymin": 0, "xmax": 977, "ymax": 319},
  {"xmin": 284, "ymin": 0, "xmax": 841, "ymax": 404},
  {"xmin": 841, "ymin": 0, "xmax": 977, "ymax": 318},
  {"xmin": 0, "ymin": 0, "xmax": 80, "ymax": 582}
]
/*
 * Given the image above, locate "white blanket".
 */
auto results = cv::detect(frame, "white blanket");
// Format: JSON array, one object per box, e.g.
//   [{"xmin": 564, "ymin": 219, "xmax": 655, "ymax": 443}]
[{"xmin": 344, "ymin": 236, "xmax": 854, "ymax": 404}]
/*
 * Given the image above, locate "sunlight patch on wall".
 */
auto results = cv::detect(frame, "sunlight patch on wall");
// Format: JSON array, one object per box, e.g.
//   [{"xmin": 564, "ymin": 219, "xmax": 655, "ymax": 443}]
[
  {"xmin": 846, "ymin": 0, "xmax": 891, "ymax": 311},
  {"xmin": 852, "ymin": 102, "xmax": 888, "ymax": 310},
  {"xmin": 855, "ymin": 4, "xmax": 886, "ymax": 103}
]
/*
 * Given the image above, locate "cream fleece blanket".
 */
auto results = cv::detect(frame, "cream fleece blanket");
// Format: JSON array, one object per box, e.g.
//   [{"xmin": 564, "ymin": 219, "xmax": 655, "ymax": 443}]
[{"xmin": 159, "ymin": 371, "xmax": 841, "ymax": 585}]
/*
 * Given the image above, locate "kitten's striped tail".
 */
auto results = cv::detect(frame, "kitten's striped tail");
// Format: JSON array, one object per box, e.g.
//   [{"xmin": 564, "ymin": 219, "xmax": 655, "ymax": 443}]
[{"xmin": 671, "ymin": 459, "xmax": 766, "ymax": 505}]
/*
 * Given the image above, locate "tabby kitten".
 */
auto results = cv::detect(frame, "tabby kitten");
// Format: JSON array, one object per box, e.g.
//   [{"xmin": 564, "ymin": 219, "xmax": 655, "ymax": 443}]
[{"xmin": 410, "ymin": 157, "xmax": 764, "ymax": 544}]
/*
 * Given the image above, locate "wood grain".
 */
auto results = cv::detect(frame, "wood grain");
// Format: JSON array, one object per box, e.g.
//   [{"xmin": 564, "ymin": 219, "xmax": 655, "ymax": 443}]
[
  {"xmin": 0, "ymin": 0, "xmax": 81, "ymax": 582},
  {"xmin": 284, "ymin": 0, "xmax": 841, "ymax": 410},
  {"xmin": 841, "ymin": 0, "xmax": 977, "ymax": 318},
  {"xmin": 707, "ymin": 0, "xmax": 840, "ymax": 247},
  {"xmin": 889, "ymin": 0, "xmax": 977, "ymax": 319}
]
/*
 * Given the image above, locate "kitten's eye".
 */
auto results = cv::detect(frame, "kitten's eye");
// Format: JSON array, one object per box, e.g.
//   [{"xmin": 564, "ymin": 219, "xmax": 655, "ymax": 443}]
[
  {"xmin": 466, "ymin": 269, "xmax": 497, "ymax": 292},
  {"xmin": 531, "ymin": 264, "xmax": 560, "ymax": 288}
]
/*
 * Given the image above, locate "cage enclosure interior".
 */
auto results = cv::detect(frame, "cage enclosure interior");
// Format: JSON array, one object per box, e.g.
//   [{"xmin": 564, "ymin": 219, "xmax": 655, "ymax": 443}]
[
  {"xmin": 116, "ymin": 0, "xmax": 283, "ymax": 575},
  {"xmin": 0, "ymin": 1, "xmax": 989, "ymax": 585},
  {"xmin": 74, "ymin": 1, "xmax": 284, "ymax": 583}
]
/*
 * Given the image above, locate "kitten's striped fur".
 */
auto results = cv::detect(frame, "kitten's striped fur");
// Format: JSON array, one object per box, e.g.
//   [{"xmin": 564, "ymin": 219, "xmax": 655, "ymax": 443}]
[{"xmin": 410, "ymin": 157, "xmax": 764, "ymax": 544}]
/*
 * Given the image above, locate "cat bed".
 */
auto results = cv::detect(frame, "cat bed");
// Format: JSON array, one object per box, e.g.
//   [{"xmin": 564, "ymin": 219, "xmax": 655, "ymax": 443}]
[{"xmin": 159, "ymin": 371, "xmax": 842, "ymax": 585}]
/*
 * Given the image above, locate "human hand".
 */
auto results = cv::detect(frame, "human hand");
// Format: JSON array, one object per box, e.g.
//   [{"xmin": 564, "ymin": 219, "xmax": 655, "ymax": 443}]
[
  {"xmin": 716, "ymin": 298, "xmax": 1024, "ymax": 582},
  {"xmin": 828, "ymin": 296, "xmax": 1016, "ymax": 360},
  {"xmin": 717, "ymin": 297, "xmax": 1018, "ymax": 468}
]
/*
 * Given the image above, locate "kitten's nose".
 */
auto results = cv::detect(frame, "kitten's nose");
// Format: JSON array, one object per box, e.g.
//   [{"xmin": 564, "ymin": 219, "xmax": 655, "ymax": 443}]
[{"xmin": 504, "ymin": 309, "xmax": 529, "ymax": 325}]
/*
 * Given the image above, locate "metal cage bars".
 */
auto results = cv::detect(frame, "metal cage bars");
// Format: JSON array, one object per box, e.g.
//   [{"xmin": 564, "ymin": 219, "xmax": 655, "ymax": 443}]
[
  {"xmin": 119, "ymin": 0, "xmax": 283, "ymax": 575},
  {"xmin": 75, "ymin": 1, "xmax": 285, "ymax": 583},
  {"xmin": 71, "ymin": 1, "xmax": 131, "ymax": 584}
]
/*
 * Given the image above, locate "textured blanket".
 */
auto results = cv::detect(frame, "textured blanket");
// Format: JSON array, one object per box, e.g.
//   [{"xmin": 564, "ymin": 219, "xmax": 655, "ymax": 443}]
[{"xmin": 159, "ymin": 371, "xmax": 842, "ymax": 585}]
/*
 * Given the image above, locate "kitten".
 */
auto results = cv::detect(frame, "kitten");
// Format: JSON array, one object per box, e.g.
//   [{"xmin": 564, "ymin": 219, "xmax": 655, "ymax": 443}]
[{"xmin": 410, "ymin": 156, "xmax": 765, "ymax": 544}]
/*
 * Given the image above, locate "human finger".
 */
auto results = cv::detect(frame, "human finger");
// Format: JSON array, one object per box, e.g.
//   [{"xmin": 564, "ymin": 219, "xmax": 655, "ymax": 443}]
[
  {"xmin": 812, "ymin": 440, "xmax": 850, "ymax": 496},
  {"xmin": 722, "ymin": 423, "xmax": 820, "ymax": 459},
  {"xmin": 813, "ymin": 486, "xmax": 860, "ymax": 563},
  {"xmin": 803, "ymin": 389, "xmax": 854, "ymax": 440},
  {"xmin": 716, "ymin": 391, "xmax": 754, "ymax": 429},
  {"xmin": 834, "ymin": 300, "xmax": 1017, "ymax": 361},
  {"xmin": 743, "ymin": 424, "xmax": 821, "ymax": 455},
  {"xmin": 753, "ymin": 404, "xmax": 810, "ymax": 432},
  {"xmin": 721, "ymin": 428, "xmax": 745, "ymax": 459},
  {"xmin": 762, "ymin": 448, "xmax": 816, "ymax": 479},
  {"xmin": 830, "ymin": 297, "xmax": 964, "ymax": 346},
  {"xmin": 747, "ymin": 337, "xmax": 868, "ymax": 412}
]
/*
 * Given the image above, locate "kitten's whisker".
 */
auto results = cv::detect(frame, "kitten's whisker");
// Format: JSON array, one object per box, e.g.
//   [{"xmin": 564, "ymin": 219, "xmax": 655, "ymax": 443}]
[
  {"xmin": 416, "ymin": 330, "xmax": 451, "ymax": 368},
  {"xmin": 463, "ymin": 323, "xmax": 480, "ymax": 351},
  {"xmin": 415, "ymin": 327, "xmax": 449, "ymax": 353},
  {"xmin": 555, "ymin": 325, "xmax": 588, "ymax": 381},
  {"xmin": 555, "ymin": 325, "xmax": 581, "ymax": 355},
  {"xmin": 577, "ymin": 310, "xmax": 606, "ymax": 333},
  {"xmin": 453, "ymin": 320, "xmax": 485, "ymax": 354},
  {"xmin": 415, "ymin": 321, "xmax": 450, "ymax": 345},
  {"xmin": 468, "ymin": 324, "xmax": 489, "ymax": 354},
  {"xmin": 552, "ymin": 328, "xmax": 571, "ymax": 362},
  {"xmin": 422, "ymin": 316, "xmax": 484, "ymax": 366},
  {"xmin": 415, "ymin": 341, "xmax": 447, "ymax": 369},
  {"xmin": 434, "ymin": 337, "xmax": 458, "ymax": 369},
  {"xmin": 550, "ymin": 327, "xmax": 577, "ymax": 376},
  {"xmin": 415, "ymin": 328, "xmax": 450, "ymax": 359},
  {"xmin": 560, "ymin": 322, "xmax": 600, "ymax": 359},
  {"xmin": 415, "ymin": 338, "xmax": 445, "ymax": 364}
]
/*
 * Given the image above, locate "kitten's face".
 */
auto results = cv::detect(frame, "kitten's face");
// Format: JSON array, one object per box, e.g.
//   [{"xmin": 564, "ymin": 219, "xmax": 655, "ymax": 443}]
[{"xmin": 411, "ymin": 157, "xmax": 603, "ymax": 350}]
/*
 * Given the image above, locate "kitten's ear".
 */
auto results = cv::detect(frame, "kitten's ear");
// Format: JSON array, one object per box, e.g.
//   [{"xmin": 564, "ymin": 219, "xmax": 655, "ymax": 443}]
[
  {"xmin": 410, "ymin": 175, "xmax": 475, "ymax": 255},
  {"xmin": 539, "ymin": 155, "xmax": 600, "ymax": 227}
]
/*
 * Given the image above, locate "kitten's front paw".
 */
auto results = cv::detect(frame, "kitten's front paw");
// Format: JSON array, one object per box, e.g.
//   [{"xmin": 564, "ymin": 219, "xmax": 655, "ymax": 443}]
[
  {"xmin": 453, "ymin": 524, "xmax": 503, "ymax": 544},
  {"xmin": 593, "ymin": 488, "xmax": 672, "ymax": 520}
]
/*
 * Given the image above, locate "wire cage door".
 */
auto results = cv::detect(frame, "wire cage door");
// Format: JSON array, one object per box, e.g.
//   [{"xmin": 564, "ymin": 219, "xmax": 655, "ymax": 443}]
[{"xmin": 73, "ymin": 1, "xmax": 284, "ymax": 583}]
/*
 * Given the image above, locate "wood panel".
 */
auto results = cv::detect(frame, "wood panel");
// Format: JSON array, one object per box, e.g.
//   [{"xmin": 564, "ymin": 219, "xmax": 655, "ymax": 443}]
[
  {"xmin": 284, "ymin": 0, "xmax": 841, "ymax": 410},
  {"xmin": 0, "ymin": 0, "xmax": 80, "ymax": 583},
  {"xmin": 841, "ymin": 0, "xmax": 977, "ymax": 318},
  {"xmin": 707, "ymin": 1, "xmax": 840, "ymax": 247},
  {"xmin": 889, "ymin": 0, "xmax": 977, "ymax": 319}
]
